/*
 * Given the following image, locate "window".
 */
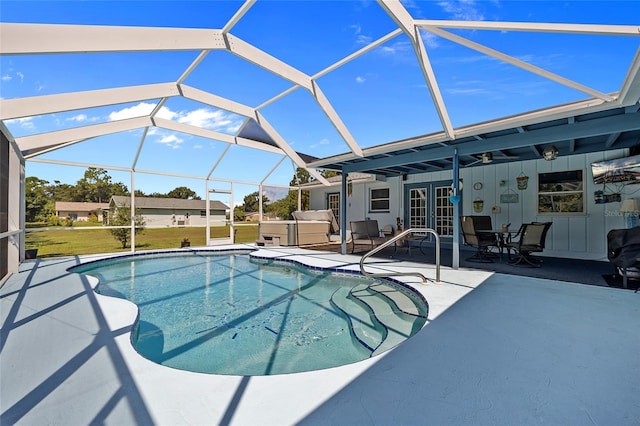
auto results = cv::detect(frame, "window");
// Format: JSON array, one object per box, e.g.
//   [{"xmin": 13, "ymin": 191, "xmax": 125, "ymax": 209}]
[
  {"xmin": 538, "ymin": 170, "xmax": 584, "ymax": 214},
  {"xmin": 369, "ymin": 188, "xmax": 390, "ymax": 212},
  {"xmin": 327, "ymin": 192, "xmax": 340, "ymax": 224}
]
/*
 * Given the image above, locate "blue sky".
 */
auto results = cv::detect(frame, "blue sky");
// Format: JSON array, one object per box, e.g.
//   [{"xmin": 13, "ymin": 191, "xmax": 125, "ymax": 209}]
[{"xmin": 1, "ymin": 0, "xmax": 639, "ymax": 204}]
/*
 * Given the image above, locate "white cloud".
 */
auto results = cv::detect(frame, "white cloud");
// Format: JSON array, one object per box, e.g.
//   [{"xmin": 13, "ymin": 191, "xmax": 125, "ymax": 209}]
[
  {"xmin": 356, "ymin": 34, "xmax": 373, "ymax": 45},
  {"xmin": 177, "ymin": 108, "xmax": 242, "ymax": 133},
  {"xmin": 6, "ymin": 116, "xmax": 35, "ymax": 130},
  {"xmin": 109, "ymin": 102, "xmax": 242, "ymax": 133},
  {"xmin": 437, "ymin": 0, "xmax": 485, "ymax": 21},
  {"xmin": 108, "ymin": 102, "xmax": 156, "ymax": 121},
  {"xmin": 356, "ymin": 76, "xmax": 366, "ymax": 84},
  {"xmin": 310, "ymin": 138, "xmax": 331, "ymax": 149},
  {"xmin": 66, "ymin": 113, "xmax": 98, "ymax": 123},
  {"xmin": 108, "ymin": 102, "xmax": 244, "ymax": 148},
  {"xmin": 2, "ymin": 74, "xmax": 11, "ymax": 81},
  {"xmin": 157, "ymin": 133, "xmax": 184, "ymax": 149}
]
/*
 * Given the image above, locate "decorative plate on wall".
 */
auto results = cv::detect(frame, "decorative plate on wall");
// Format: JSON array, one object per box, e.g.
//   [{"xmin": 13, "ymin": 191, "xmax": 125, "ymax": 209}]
[{"xmin": 473, "ymin": 182, "xmax": 483, "ymax": 190}]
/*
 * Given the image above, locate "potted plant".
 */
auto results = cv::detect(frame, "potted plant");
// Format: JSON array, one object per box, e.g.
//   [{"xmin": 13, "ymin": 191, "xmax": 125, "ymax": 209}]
[{"xmin": 181, "ymin": 238, "xmax": 190, "ymax": 248}]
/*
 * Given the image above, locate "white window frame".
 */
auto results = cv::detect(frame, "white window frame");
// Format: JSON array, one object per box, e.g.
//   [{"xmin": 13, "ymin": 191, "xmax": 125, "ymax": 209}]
[
  {"xmin": 537, "ymin": 169, "xmax": 585, "ymax": 215},
  {"xmin": 369, "ymin": 187, "xmax": 390, "ymax": 213}
]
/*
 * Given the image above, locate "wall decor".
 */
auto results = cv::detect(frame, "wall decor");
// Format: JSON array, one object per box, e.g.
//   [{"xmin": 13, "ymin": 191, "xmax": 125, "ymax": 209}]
[
  {"xmin": 500, "ymin": 189, "xmax": 519, "ymax": 203},
  {"xmin": 516, "ymin": 172, "xmax": 529, "ymax": 190},
  {"xmin": 473, "ymin": 182, "xmax": 483, "ymax": 190},
  {"xmin": 473, "ymin": 198, "xmax": 484, "ymax": 213},
  {"xmin": 491, "ymin": 205, "xmax": 501, "ymax": 214}
]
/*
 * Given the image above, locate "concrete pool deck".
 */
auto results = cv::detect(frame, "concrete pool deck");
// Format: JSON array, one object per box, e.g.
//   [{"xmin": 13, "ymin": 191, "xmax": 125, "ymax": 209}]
[{"xmin": 1, "ymin": 245, "xmax": 639, "ymax": 425}]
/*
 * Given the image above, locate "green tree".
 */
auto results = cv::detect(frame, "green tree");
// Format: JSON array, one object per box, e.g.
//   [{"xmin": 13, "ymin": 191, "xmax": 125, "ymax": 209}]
[
  {"xmin": 242, "ymin": 191, "xmax": 269, "ymax": 213},
  {"xmin": 75, "ymin": 168, "xmax": 112, "ymax": 202},
  {"xmin": 108, "ymin": 206, "xmax": 146, "ymax": 249},
  {"xmin": 25, "ymin": 177, "xmax": 50, "ymax": 222},
  {"xmin": 167, "ymin": 186, "xmax": 201, "ymax": 200},
  {"xmin": 234, "ymin": 205, "xmax": 245, "ymax": 221},
  {"xmin": 49, "ymin": 180, "xmax": 78, "ymax": 202}
]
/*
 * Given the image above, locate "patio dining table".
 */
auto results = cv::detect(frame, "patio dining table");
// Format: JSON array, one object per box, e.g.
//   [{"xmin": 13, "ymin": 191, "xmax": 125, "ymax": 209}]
[{"xmin": 476, "ymin": 229, "xmax": 520, "ymax": 261}]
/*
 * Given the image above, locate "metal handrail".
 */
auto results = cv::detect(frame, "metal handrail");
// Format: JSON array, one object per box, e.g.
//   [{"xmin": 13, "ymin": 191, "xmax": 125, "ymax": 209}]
[{"xmin": 359, "ymin": 228, "xmax": 441, "ymax": 284}]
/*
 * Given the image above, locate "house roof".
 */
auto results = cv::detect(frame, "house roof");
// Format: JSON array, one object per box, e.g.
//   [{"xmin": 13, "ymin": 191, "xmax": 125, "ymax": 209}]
[
  {"xmin": 300, "ymin": 172, "xmax": 376, "ymax": 188},
  {"xmin": 110, "ymin": 196, "xmax": 228, "ymax": 211},
  {"xmin": 55, "ymin": 202, "xmax": 109, "ymax": 212}
]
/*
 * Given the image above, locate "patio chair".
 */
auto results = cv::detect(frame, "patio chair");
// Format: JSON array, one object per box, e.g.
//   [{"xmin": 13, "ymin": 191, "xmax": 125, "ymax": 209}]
[
  {"xmin": 350, "ymin": 220, "xmax": 388, "ymax": 253},
  {"xmin": 504, "ymin": 222, "xmax": 552, "ymax": 267},
  {"xmin": 460, "ymin": 215, "xmax": 500, "ymax": 262}
]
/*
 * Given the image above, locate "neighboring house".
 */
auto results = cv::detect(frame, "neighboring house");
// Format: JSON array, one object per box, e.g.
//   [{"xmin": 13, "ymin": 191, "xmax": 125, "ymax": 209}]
[
  {"xmin": 109, "ymin": 196, "xmax": 228, "ymax": 227},
  {"xmin": 55, "ymin": 202, "xmax": 109, "ymax": 222},
  {"xmin": 305, "ymin": 150, "xmax": 632, "ymax": 262}
]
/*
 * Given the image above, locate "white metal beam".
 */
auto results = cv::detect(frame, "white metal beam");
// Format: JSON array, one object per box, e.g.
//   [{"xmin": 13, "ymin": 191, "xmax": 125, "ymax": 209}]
[
  {"xmin": 424, "ymin": 26, "xmax": 614, "ymax": 102},
  {"xmin": 153, "ymin": 117, "xmax": 236, "ymax": 144},
  {"xmin": 311, "ymin": 81, "xmax": 364, "ymax": 157},
  {"xmin": 224, "ymin": 33, "xmax": 313, "ymax": 91},
  {"xmin": 153, "ymin": 117, "xmax": 283, "ymax": 154},
  {"xmin": 0, "ymin": 23, "xmax": 227, "ymax": 54},
  {"xmin": 207, "ymin": 144, "xmax": 231, "ymax": 179},
  {"xmin": 222, "ymin": 0, "xmax": 256, "ymax": 34},
  {"xmin": 254, "ymin": 111, "xmax": 329, "ymax": 185},
  {"xmin": 235, "ymin": 137, "xmax": 284, "ymax": 154},
  {"xmin": 180, "ymin": 84, "xmax": 256, "ymax": 117},
  {"xmin": 16, "ymin": 116, "xmax": 152, "ymax": 152},
  {"xmin": 261, "ymin": 155, "xmax": 287, "ymax": 184},
  {"xmin": 619, "ymin": 46, "xmax": 640, "ymax": 105},
  {"xmin": 415, "ymin": 20, "xmax": 640, "ymax": 36},
  {"xmin": 378, "ymin": 0, "xmax": 455, "ymax": 139},
  {"xmin": 0, "ymin": 83, "xmax": 179, "ymax": 120}
]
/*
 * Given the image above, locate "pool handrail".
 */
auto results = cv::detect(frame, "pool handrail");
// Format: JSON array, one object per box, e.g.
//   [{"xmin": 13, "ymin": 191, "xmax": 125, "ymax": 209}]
[{"xmin": 359, "ymin": 228, "xmax": 441, "ymax": 284}]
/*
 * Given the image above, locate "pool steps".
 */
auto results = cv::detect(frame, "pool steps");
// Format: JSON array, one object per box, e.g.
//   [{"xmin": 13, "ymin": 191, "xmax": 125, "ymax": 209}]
[{"xmin": 330, "ymin": 282, "xmax": 427, "ymax": 356}]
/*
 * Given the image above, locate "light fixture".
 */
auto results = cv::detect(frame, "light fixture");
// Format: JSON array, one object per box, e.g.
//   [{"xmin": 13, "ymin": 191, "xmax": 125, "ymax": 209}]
[
  {"xmin": 619, "ymin": 198, "xmax": 640, "ymax": 228},
  {"xmin": 542, "ymin": 144, "xmax": 559, "ymax": 161},
  {"xmin": 481, "ymin": 152, "xmax": 493, "ymax": 164}
]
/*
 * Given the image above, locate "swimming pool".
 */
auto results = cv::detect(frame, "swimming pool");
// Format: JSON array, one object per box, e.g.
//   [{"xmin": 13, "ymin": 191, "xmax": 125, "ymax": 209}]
[{"xmin": 71, "ymin": 251, "xmax": 428, "ymax": 375}]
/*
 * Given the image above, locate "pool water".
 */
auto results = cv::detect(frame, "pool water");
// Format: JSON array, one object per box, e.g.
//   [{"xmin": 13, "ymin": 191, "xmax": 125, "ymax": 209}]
[{"xmin": 72, "ymin": 252, "xmax": 428, "ymax": 375}]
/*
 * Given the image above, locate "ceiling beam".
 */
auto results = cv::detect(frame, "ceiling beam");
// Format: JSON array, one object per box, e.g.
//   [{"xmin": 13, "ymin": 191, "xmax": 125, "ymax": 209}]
[
  {"xmin": 0, "ymin": 83, "xmax": 179, "ymax": 120},
  {"xmin": 423, "ymin": 26, "xmax": 614, "ymax": 102},
  {"xmin": 0, "ymin": 23, "xmax": 227, "ymax": 54},
  {"xmin": 254, "ymin": 112, "xmax": 329, "ymax": 185},
  {"xmin": 311, "ymin": 82, "xmax": 363, "ymax": 157},
  {"xmin": 225, "ymin": 33, "xmax": 313, "ymax": 91},
  {"xmin": 378, "ymin": 0, "xmax": 455, "ymax": 139},
  {"xmin": 180, "ymin": 84, "xmax": 256, "ymax": 117},
  {"xmin": 415, "ymin": 20, "xmax": 640, "ymax": 36},
  {"xmin": 16, "ymin": 116, "xmax": 152, "ymax": 152}
]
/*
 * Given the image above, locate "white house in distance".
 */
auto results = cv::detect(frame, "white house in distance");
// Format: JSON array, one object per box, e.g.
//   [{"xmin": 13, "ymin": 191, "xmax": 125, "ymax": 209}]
[
  {"xmin": 55, "ymin": 202, "xmax": 109, "ymax": 222},
  {"xmin": 109, "ymin": 196, "xmax": 228, "ymax": 228}
]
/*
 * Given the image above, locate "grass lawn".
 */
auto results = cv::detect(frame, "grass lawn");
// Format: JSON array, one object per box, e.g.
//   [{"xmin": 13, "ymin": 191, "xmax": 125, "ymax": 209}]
[{"xmin": 26, "ymin": 225, "xmax": 259, "ymax": 258}]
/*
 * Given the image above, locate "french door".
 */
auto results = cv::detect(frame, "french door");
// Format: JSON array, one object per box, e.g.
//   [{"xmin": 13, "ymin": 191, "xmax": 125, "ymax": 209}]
[{"xmin": 404, "ymin": 181, "xmax": 454, "ymax": 238}]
